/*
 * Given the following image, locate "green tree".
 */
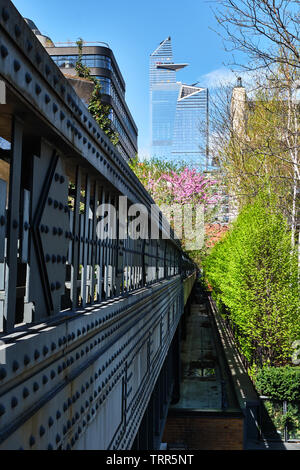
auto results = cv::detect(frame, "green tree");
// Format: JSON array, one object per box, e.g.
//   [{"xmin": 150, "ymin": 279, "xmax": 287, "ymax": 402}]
[
  {"xmin": 211, "ymin": 0, "xmax": 300, "ymax": 253},
  {"xmin": 204, "ymin": 191, "xmax": 299, "ymax": 366}
]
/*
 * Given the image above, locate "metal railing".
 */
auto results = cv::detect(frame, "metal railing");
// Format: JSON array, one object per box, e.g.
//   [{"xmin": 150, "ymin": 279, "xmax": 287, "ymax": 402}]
[{"xmin": 259, "ymin": 397, "xmax": 300, "ymax": 442}]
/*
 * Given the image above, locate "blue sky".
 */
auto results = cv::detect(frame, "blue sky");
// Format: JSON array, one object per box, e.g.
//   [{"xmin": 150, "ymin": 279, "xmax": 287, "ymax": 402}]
[{"xmin": 11, "ymin": 0, "xmax": 238, "ymax": 157}]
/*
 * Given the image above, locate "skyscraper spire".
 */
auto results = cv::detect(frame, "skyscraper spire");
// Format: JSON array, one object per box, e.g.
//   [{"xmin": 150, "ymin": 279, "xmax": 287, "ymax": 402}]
[{"xmin": 149, "ymin": 38, "xmax": 210, "ymax": 170}]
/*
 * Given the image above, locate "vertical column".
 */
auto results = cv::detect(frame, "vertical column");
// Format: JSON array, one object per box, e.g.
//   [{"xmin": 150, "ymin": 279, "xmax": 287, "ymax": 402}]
[
  {"xmin": 97, "ymin": 188, "xmax": 105, "ymax": 301},
  {"xmin": 4, "ymin": 116, "xmax": 23, "ymax": 331},
  {"xmin": 115, "ymin": 195, "xmax": 123, "ymax": 297},
  {"xmin": 0, "ymin": 178, "xmax": 7, "ymax": 331},
  {"xmin": 171, "ymin": 324, "xmax": 181, "ymax": 404},
  {"xmin": 141, "ymin": 239, "xmax": 146, "ymax": 287},
  {"xmin": 90, "ymin": 181, "xmax": 98, "ymax": 303},
  {"xmin": 105, "ymin": 192, "xmax": 111, "ymax": 299},
  {"xmin": 147, "ymin": 393, "xmax": 155, "ymax": 449},
  {"xmin": 154, "ymin": 380, "xmax": 160, "ymax": 438},
  {"xmin": 138, "ymin": 407, "xmax": 149, "ymax": 450},
  {"xmin": 71, "ymin": 167, "xmax": 81, "ymax": 310},
  {"xmin": 81, "ymin": 174, "xmax": 90, "ymax": 307}
]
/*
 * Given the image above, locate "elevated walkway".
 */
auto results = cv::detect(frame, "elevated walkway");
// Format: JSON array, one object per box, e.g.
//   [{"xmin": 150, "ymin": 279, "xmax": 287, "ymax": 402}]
[{"xmin": 162, "ymin": 283, "xmax": 244, "ymax": 450}]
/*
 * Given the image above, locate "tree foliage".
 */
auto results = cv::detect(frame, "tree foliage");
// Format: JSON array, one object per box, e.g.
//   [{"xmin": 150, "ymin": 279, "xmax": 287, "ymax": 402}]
[
  {"xmin": 255, "ymin": 366, "xmax": 300, "ymax": 400},
  {"xmin": 129, "ymin": 156, "xmax": 219, "ymax": 206},
  {"xmin": 130, "ymin": 156, "xmax": 221, "ymax": 263},
  {"xmin": 203, "ymin": 191, "xmax": 299, "ymax": 366},
  {"xmin": 213, "ymin": 0, "xmax": 300, "ymax": 72},
  {"xmin": 210, "ymin": 1, "xmax": 300, "ymax": 253}
]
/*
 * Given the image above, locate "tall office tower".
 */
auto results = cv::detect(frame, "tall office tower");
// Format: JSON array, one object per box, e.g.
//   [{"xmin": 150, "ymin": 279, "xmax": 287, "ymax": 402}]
[
  {"xmin": 25, "ymin": 19, "xmax": 138, "ymax": 162},
  {"xmin": 150, "ymin": 37, "xmax": 210, "ymax": 170}
]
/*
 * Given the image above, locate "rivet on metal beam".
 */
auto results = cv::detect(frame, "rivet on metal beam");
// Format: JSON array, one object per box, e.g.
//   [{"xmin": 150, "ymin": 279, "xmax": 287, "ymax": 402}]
[
  {"xmin": 24, "ymin": 355, "xmax": 30, "ymax": 366},
  {"xmin": 14, "ymin": 24, "xmax": 21, "ymax": 37},
  {"xmin": 48, "ymin": 417, "xmax": 54, "ymax": 428},
  {"xmin": 42, "ymin": 375, "xmax": 48, "ymax": 384},
  {"xmin": 11, "ymin": 397, "xmax": 18, "ymax": 408},
  {"xmin": 26, "ymin": 40, "xmax": 33, "ymax": 52},
  {"xmin": 25, "ymin": 72, "xmax": 32, "ymax": 84},
  {"xmin": 34, "ymin": 350, "xmax": 40, "ymax": 360},
  {"xmin": 2, "ymin": 8, "xmax": 9, "ymax": 22},
  {"xmin": 35, "ymin": 53, "xmax": 42, "ymax": 65}
]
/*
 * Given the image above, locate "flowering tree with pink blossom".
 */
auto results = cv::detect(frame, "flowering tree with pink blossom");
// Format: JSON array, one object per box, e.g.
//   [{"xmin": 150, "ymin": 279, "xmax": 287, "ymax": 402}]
[
  {"xmin": 130, "ymin": 157, "xmax": 219, "ymax": 206},
  {"xmin": 154, "ymin": 167, "xmax": 219, "ymax": 206},
  {"xmin": 130, "ymin": 157, "xmax": 221, "ymax": 261}
]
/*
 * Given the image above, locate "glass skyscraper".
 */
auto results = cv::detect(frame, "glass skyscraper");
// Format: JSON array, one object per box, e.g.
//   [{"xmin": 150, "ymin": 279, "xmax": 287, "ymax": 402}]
[{"xmin": 150, "ymin": 37, "xmax": 210, "ymax": 170}]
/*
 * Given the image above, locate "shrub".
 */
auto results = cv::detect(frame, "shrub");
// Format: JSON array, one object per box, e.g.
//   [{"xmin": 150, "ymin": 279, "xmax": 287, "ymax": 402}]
[{"xmin": 255, "ymin": 366, "xmax": 300, "ymax": 401}]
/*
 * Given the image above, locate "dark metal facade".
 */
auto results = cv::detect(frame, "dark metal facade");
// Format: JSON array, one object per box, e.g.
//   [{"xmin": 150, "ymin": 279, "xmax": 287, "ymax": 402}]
[{"xmin": 0, "ymin": 0, "xmax": 196, "ymax": 450}]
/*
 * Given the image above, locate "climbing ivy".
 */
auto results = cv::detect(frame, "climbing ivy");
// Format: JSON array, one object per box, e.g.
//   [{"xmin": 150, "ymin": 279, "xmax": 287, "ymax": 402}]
[{"xmin": 75, "ymin": 38, "xmax": 119, "ymax": 146}]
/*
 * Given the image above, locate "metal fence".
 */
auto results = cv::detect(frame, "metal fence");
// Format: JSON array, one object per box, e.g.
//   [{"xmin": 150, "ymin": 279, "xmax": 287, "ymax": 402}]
[{"xmin": 259, "ymin": 397, "xmax": 300, "ymax": 442}]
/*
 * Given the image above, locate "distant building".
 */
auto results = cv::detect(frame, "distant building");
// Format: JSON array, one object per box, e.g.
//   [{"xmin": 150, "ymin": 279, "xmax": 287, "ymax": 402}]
[
  {"xmin": 25, "ymin": 19, "xmax": 138, "ymax": 162},
  {"xmin": 230, "ymin": 77, "xmax": 247, "ymax": 139},
  {"xmin": 150, "ymin": 37, "xmax": 211, "ymax": 170},
  {"xmin": 24, "ymin": 18, "xmax": 54, "ymax": 48}
]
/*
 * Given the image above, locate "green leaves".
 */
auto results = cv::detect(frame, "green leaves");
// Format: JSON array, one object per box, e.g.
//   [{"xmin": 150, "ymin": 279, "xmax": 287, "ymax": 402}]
[
  {"xmin": 255, "ymin": 367, "xmax": 300, "ymax": 401},
  {"xmin": 204, "ymin": 191, "xmax": 299, "ymax": 366},
  {"xmin": 88, "ymin": 82, "xmax": 119, "ymax": 145},
  {"xmin": 75, "ymin": 39, "xmax": 119, "ymax": 146}
]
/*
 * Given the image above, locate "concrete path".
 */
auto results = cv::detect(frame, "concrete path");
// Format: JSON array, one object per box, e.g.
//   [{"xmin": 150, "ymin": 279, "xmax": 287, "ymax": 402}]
[{"xmin": 171, "ymin": 302, "xmax": 228, "ymax": 410}]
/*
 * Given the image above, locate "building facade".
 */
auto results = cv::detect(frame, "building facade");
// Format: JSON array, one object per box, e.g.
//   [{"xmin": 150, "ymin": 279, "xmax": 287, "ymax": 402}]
[
  {"xmin": 150, "ymin": 37, "xmax": 210, "ymax": 170},
  {"xmin": 25, "ymin": 20, "xmax": 138, "ymax": 162},
  {"xmin": 47, "ymin": 44, "xmax": 138, "ymax": 162}
]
